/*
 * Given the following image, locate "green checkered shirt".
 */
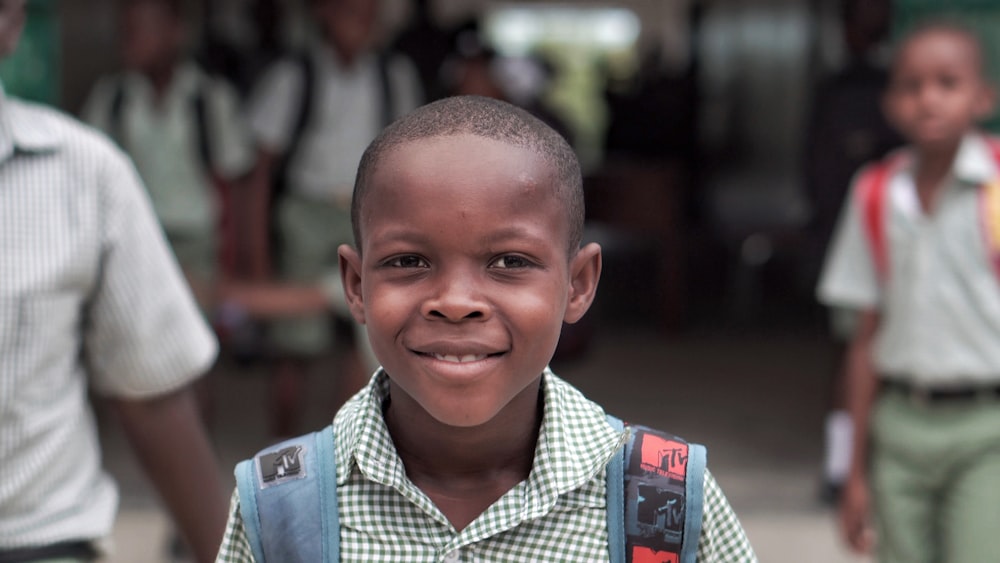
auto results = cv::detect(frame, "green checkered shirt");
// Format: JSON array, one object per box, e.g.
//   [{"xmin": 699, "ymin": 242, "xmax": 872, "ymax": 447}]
[{"xmin": 216, "ymin": 369, "xmax": 757, "ymax": 562}]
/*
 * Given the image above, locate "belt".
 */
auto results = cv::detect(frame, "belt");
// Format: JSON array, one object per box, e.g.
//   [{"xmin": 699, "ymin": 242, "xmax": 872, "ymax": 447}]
[
  {"xmin": 0, "ymin": 541, "xmax": 97, "ymax": 562},
  {"xmin": 883, "ymin": 379, "xmax": 1000, "ymax": 405}
]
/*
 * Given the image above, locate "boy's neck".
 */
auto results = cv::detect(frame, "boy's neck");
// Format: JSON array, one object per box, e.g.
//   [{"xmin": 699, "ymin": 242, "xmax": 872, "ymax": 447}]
[
  {"xmin": 384, "ymin": 378, "xmax": 543, "ymax": 529},
  {"xmin": 325, "ymin": 36, "xmax": 366, "ymax": 68},
  {"xmin": 140, "ymin": 58, "xmax": 178, "ymax": 101},
  {"xmin": 913, "ymin": 137, "xmax": 963, "ymax": 211}
]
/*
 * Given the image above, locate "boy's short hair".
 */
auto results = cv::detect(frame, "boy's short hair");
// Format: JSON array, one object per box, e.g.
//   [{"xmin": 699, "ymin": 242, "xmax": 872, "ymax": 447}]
[
  {"xmin": 893, "ymin": 19, "xmax": 988, "ymax": 76},
  {"xmin": 352, "ymin": 95, "xmax": 584, "ymax": 254}
]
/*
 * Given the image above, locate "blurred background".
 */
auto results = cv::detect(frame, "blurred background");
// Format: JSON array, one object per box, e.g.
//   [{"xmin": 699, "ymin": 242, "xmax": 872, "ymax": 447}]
[{"xmin": 6, "ymin": 0, "xmax": 1000, "ymax": 561}]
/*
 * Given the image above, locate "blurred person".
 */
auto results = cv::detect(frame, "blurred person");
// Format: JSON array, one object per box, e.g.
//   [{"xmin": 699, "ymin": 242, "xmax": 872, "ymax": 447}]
[
  {"xmin": 391, "ymin": 0, "xmax": 452, "ymax": 102},
  {"xmin": 0, "ymin": 0, "xmax": 227, "ymax": 561},
  {"xmin": 215, "ymin": 94, "xmax": 756, "ymax": 563},
  {"xmin": 818, "ymin": 21, "xmax": 1000, "ymax": 562},
  {"xmin": 196, "ymin": 0, "xmax": 295, "ymax": 100},
  {"xmin": 440, "ymin": 23, "xmax": 573, "ymax": 145},
  {"xmin": 82, "ymin": 0, "xmax": 256, "ymax": 306},
  {"xmin": 802, "ymin": 0, "xmax": 901, "ymax": 504},
  {"xmin": 245, "ymin": 0, "xmax": 421, "ymax": 438}
]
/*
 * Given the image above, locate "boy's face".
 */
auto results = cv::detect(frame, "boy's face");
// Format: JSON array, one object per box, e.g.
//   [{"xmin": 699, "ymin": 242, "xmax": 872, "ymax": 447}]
[
  {"xmin": 884, "ymin": 30, "xmax": 996, "ymax": 151},
  {"xmin": 0, "ymin": 0, "xmax": 25, "ymax": 60},
  {"xmin": 340, "ymin": 134, "xmax": 600, "ymax": 428},
  {"xmin": 121, "ymin": 1, "xmax": 183, "ymax": 72}
]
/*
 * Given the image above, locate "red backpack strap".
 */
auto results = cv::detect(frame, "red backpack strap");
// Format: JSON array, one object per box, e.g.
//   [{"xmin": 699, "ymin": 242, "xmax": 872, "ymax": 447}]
[
  {"xmin": 857, "ymin": 158, "xmax": 896, "ymax": 283},
  {"xmin": 979, "ymin": 136, "xmax": 1000, "ymax": 281}
]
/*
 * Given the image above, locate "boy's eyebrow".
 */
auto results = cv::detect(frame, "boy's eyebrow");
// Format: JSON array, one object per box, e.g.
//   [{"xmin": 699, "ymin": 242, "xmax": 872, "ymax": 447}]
[
  {"xmin": 370, "ymin": 225, "xmax": 555, "ymax": 248},
  {"xmin": 479, "ymin": 226, "xmax": 553, "ymax": 247}
]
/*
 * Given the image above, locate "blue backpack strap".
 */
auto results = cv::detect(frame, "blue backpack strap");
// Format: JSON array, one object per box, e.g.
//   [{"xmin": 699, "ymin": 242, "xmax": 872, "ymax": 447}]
[
  {"xmin": 234, "ymin": 425, "xmax": 340, "ymax": 563},
  {"xmin": 606, "ymin": 415, "xmax": 707, "ymax": 563},
  {"xmin": 605, "ymin": 415, "xmax": 626, "ymax": 563},
  {"xmin": 682, "ymin": 442, "xmax": 707, "ymax": 563}
]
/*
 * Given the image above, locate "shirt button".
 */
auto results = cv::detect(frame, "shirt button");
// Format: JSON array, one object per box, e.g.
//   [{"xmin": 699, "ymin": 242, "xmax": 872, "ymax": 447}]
[{"xmin": 443, "ymin": 550, "xmax": 460, "ymax": 563}]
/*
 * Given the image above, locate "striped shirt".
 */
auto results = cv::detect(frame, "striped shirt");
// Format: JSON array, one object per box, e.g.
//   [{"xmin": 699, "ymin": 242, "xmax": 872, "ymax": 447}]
[
  {"xmin": 216, "ymin": 370, "xmax": 757, "ymax": 562},
  {"xmin": 0, "ymin": 88, "xmax": 217, "ymax": 548}
]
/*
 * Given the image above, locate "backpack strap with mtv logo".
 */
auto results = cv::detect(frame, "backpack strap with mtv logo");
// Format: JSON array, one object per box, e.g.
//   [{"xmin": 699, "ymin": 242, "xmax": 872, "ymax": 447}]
[
  {"xmin": 859, "ymin": 136, "xmax": 1000, "ymax": 284},
  {"xmin": 606, "ymin": 415, "xmax": 707, "ymax": 563},
  {"xmin": 235, "ymin": 426, "xmax": 340, "ymax": 563}
]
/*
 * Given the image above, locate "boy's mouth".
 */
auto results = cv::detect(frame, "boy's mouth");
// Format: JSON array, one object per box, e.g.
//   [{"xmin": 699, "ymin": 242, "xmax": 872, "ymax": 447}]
[
  {"xmin": 410, "ymin": 345, "xmax": 507, "ymax": 364},
  {"xmin": 431, "ymin": 353, "xmax": 488, "ymax": 363}
]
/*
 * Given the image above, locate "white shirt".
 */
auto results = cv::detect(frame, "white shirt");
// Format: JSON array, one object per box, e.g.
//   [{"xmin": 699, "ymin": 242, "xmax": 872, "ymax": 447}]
[
  {"xmin": 0, "ymin": 88, "xmax": 217, "ymax": 548},
  {"xmin": 818, "ymin": 132, "xmax": 1000, "ymax": 385},
  {"xmin": 248, "ymin": 42, "xmax": 421, "ymax": 202},
  {"xmin": 82, "ymin": 63, "xmax": 254, "ymax": 236}
]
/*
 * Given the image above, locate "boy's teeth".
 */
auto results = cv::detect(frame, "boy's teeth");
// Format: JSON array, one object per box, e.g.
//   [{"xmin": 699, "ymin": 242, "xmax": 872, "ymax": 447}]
[{"xmin": 433, "ymin": 353, "xmax": 486, "ymax": 363}]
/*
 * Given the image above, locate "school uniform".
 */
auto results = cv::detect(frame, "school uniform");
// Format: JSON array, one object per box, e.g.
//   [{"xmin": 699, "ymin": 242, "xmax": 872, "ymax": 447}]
[
  {"xmin": 82, "ymin": 62, "xmax": 254, "ymax": 282},
  {"xmin": 215, "ymin": 369, "xmax": 757, "ymax": 562},
  {"xmin": 818, "ymin": 132, "xmax": 1000, "ymax": 562},
  {"xmin": 0, "ymin": 86, "xmax": 216, "ymax": 559}
]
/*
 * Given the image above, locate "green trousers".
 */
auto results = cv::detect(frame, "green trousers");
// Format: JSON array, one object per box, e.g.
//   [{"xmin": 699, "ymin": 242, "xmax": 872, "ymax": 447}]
[{"xmin": 871, "ymin": 387, "xmax": 1000, "ymax": 563}]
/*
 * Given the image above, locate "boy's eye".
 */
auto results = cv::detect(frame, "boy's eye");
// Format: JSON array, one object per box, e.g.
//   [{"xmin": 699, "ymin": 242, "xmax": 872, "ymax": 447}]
[
  {"xmin": 490, "ymin": 255, "xmax": 532, "ymax": 269},
  {"xmin": 938, "ymin": 75, "xmax": 959, "ymax": 90},
  {"xmin": 387, "ymin": 255, "xmax": 429, "ymax": 268}
]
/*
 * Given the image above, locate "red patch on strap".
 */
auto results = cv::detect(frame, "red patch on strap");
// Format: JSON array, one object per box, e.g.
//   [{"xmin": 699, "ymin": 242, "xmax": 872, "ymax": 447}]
[
  {"xmin": 631, "ymin": 546, "xmax": 680, "ymax": 563},
  {"xmin": 639, "ymin": 434, "xmax": 688, "ymax": 482}
]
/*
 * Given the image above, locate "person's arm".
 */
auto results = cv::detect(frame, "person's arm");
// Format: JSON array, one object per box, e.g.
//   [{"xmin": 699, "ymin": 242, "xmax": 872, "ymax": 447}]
[
  {"xmin": 84, "ymin": 138, "xmax": 225, "ymax": 561},
  {"xmin": 112, "ymin": 387, "xmax": 228, "ymax": 563},
  {"xmin": 241, "ymin": 60, "xmax": 302, "ymax": 280},
  {"xmin": 241, "ymin": 148, "xmax": 276, "ymax": 279},
  {"xmin": 838, "ymin": 308, "xmax": 880, "ymax": 554}
]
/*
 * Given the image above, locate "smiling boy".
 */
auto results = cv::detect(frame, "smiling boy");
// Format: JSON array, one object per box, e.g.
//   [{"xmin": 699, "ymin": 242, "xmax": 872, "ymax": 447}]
[{"xmin": 216, "ymin": 96, "xmax": 755, "ymax": 562}]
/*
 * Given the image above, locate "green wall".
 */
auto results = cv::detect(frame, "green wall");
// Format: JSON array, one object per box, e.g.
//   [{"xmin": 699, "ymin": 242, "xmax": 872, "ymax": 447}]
[{"xmin": 0, "ymin": 0, "xmax": 59, "ymax": 105}]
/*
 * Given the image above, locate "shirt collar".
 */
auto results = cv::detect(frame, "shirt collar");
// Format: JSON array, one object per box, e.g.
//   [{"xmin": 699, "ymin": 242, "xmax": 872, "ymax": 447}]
[
  {"xmin": 334, "ymin": 368, "xmax": 629, "ymax": 510},
  {"xmin": 525, "ymin": 368, "xmax": 629, "ymax": 520},
  {"xmin": 334, "ymin": 369, "xmax": 407, "ymax": 487},
  {"xmin": 0, "ymin": 83, "xmax": 63, "ymax": 160},
  {"xmin": 951, "ymin": 131, "xmax": 998, "ymax": 187}
]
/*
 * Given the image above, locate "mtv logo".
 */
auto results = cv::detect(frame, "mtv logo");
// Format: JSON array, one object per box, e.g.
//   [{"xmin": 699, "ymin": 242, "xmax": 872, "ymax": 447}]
[
  {"xmin": 260, "ymin": 445, "xmax": 303, "ymax": 483},
  {"xmin": 636, "ymin": 484, "xmax": 686, "ymax": 535},
  {"xmin": 638, "ymin": 434, "xmax": 688, "ymax": 479}
]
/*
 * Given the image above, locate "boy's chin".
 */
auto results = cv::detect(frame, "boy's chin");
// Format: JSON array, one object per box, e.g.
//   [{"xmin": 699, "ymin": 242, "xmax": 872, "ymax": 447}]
[
  {"xmin": 909, "ymin": 127, "xmax": 968, "ymax": 150},
  {"xmin": 424, "ymin": 402, "xmax": 512, "ymax": 429}
]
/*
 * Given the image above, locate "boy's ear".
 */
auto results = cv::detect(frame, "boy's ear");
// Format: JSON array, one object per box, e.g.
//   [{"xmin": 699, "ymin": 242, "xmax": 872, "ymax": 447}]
[
  {"xmin": 338, "ymin": 244, "xmax": 366, "ymax": 325},
  {"xmin": 975, "ymin": 81, "xmax": 998, "ymax": 121},
  {"xmin": 564, "ymin": 242, "xmax": 602, "ymax": 324}
]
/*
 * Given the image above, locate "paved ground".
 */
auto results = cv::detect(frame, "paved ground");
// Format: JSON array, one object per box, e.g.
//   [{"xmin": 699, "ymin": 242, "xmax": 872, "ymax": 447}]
[{"xmin": 97, "ymin": 322, "xmax": 874, "ymax": 562}]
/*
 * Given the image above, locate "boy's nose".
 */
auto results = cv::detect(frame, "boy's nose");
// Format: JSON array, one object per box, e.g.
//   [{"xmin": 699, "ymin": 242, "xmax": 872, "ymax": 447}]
[
  {"xmin": 421, "ymin": 272, "xmax": 491, "ymax": 322},
  {"xmin": 918, "ymin": 84, "xmax": 945, "ymax": 108}
]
